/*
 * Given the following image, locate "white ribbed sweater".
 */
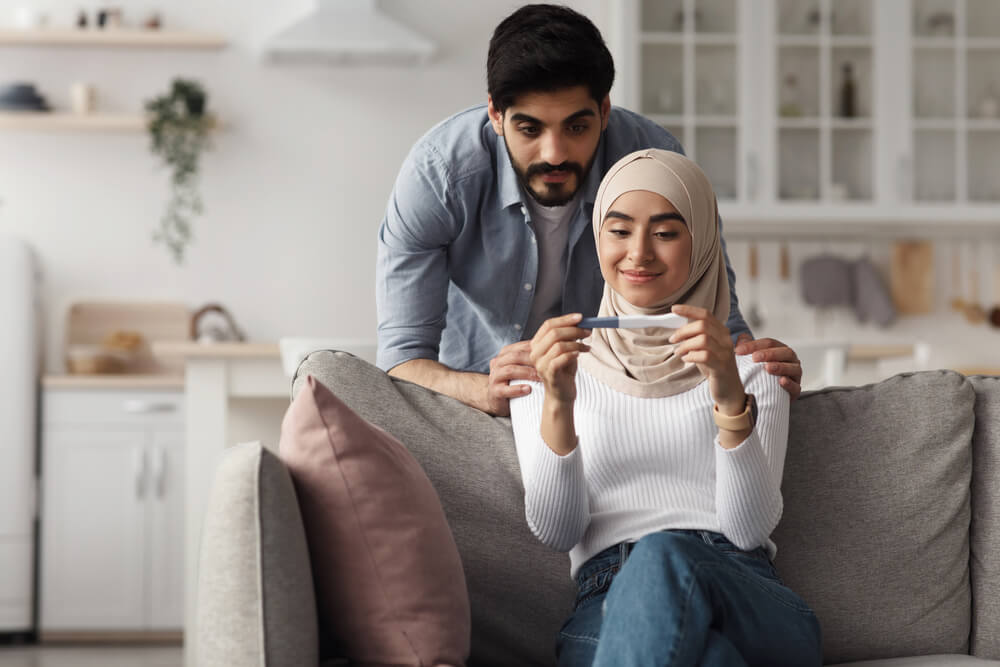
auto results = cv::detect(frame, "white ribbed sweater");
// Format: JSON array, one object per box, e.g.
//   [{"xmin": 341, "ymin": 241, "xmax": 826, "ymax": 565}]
[{"xmin": 510, "ymin": 355, "xmax": 790, "ymax": 578}]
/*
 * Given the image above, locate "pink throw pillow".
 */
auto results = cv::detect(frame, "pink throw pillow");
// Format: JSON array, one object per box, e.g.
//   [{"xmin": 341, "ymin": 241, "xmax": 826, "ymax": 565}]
[{"xmin": 279, "ymin": 375, "xmax": 470, "ymax": 666}]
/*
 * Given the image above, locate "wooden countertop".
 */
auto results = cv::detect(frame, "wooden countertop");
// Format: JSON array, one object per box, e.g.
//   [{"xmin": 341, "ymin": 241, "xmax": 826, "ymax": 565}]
[
  {"xmin": 43, "ymin": 374, "xmax": 185, "ymax": 389},
  {"xmin": 151, "ymin": 341, "xmax": 280, "ymax": 359}
]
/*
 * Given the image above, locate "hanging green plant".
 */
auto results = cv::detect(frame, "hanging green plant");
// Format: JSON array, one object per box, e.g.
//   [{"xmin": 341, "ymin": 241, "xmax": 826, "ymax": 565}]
[{"xmin": 145, "ymin": 78, "xmax": 212, "ymax": 264}]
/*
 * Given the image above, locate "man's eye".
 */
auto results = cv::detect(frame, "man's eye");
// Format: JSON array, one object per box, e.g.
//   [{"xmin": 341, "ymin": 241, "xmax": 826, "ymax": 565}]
[
  {"xmin": 568, "ymin": 124, "xmax": 589, "ymax": 134},
  {"xmin": 518, "ymin": 125, "xmax": 540, "ymax": 136}
]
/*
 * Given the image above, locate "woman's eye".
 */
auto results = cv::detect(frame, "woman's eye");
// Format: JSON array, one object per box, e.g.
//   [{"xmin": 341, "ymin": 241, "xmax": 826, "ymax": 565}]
[
  {"xmin": 655, "ymin": 231, "xmax": 680, "ymax": 240},
  {"xmin": 607, "ymin": 229, "xmax": 629, "ymax": 237}
]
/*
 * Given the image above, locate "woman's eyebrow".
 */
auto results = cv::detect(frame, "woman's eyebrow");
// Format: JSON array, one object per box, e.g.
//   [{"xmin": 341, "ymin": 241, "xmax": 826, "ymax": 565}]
[
  {"xmin": 649, "ymin": 212, "xmax": 686, "ymax": 225},
  {"xmin": 604, "ymin": 210, "xmax": 633, "ymax": 222}
]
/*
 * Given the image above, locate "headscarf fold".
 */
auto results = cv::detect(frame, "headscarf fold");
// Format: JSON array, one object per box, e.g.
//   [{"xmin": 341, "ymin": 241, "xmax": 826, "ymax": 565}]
[{"xmin": 578, "ymin": 149, "xmax": 729, "ymax": 398}]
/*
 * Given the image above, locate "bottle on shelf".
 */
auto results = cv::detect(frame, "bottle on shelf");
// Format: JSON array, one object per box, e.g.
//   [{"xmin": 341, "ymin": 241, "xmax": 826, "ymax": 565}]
[
  {"xmin": 779, "ymin": 73, "xmax": 803, "ymax": 117},
  {"xmin": 839, "ymin": 62, "xmax": 856, "ymax": 118}
]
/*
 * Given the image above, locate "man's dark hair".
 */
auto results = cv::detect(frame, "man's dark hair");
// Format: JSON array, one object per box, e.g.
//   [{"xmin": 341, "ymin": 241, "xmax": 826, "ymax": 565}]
[{"xmin": 487, "ymin": 4, "xmax": 615, "ymax": 113}]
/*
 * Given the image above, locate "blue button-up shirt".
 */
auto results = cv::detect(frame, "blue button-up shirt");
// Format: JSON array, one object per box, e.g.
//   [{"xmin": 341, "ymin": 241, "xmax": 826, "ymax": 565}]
[{"xmin": 376, "ymin": 104, "xmax": 749, "ymax": 374}]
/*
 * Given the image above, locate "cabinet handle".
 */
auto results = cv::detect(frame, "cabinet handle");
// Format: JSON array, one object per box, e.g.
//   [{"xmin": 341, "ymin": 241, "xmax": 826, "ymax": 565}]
[
  {"xmin": 122, "ymin": 399, "xmax": 177, "ymax": 414},
  {"xmin": 133, "ymin": 448, "xmax": 147, "ymax": 500},
  {"xmin": 152, "ymin": 447, "xmax": 167, "ymax": 498},
  {"xmin": 746, "ymin": 152, "xmax": 759, "ymax": 201}
]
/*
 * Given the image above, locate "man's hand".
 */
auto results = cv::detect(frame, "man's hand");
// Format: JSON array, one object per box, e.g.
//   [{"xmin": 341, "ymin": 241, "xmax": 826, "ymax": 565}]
[
  {"xmin": 735, "ymin": 334, "xmax": 803, "ymax": 401},
  {"xmin": 486, "ymin": 340, "xmax": 541, "ymax": 416}
]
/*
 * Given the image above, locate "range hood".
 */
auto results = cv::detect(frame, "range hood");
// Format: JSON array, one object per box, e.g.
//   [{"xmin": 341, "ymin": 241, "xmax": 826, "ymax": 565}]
[{"xmin": 263, "ymin": 0, "xmax": 435, "ymax": 65}]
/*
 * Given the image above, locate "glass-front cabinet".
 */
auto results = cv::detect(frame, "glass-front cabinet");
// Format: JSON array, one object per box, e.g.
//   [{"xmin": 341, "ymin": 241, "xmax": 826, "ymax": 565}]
[{"xmin": 610, "ymin": 0, "xmax": 1000, "ymax": 224}]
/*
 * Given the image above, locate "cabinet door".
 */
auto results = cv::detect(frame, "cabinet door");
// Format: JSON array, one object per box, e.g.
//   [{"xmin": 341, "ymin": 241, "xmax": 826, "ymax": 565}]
[
  {"xmin": 41, "ymin": 429, "xmax": 147, "ymax": 630},
  {"xmin": 146, "ymin": 430, "xmax": 185, "ymax": 629}
]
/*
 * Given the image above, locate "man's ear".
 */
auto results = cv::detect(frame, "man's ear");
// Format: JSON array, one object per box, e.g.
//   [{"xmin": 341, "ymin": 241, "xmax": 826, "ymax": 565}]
[
  {"xmin": 487, "ymin": 95, "xmax": 504, "ymax": 136},
  {"xmin": 600, "ymin": 95, "xmax": 611, "ymax": 131}
]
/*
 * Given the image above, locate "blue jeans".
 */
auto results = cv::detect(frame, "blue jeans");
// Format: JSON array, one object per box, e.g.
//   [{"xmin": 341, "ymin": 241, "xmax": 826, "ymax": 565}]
[{"xmin": 556, "ymin": 530, "xmax": 822, "ymax": 667}]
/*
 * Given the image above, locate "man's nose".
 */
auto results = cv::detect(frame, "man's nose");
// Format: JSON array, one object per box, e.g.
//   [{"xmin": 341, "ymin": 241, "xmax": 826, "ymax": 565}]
[{"xmin": 540, "ymin": 130, "xmax": 568, "ymax": 166}]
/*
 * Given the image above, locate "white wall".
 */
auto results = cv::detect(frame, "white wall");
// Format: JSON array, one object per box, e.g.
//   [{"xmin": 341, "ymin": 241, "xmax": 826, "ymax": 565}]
[{"xmin": 0, "ymin": 0, "xmax": 607, "ymax": 372}]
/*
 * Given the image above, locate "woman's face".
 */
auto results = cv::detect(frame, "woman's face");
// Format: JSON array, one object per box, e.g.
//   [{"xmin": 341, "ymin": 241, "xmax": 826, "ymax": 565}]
[{"xmin": 598, "ymin": 189, "xmax": 693, "ymax": 308}]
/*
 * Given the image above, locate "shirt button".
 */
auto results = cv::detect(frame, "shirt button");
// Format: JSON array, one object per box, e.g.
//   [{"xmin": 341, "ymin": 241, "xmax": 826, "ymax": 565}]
[
  {"xmin": 514, "ymin": 323, "xmax": 522, "ymax": 331},
  {"xmin": 524, "ymin": 283, "xmax": 533, "ymax": 291}
]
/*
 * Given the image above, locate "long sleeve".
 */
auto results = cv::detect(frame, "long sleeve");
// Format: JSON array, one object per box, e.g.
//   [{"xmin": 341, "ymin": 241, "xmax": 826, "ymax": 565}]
[
  {"xmin": 509, "ymin": 381, "xmax": 591, "ymax": 552},
  {"xmin": 713, "ymin": 363, "xmax": 790, "ymax": 549}
]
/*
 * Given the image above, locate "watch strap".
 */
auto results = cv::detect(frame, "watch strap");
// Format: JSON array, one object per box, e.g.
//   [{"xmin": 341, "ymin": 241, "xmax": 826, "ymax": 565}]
[{"xmin": 713, "ymin": 393, "xmax": 756, "ymax": 431}]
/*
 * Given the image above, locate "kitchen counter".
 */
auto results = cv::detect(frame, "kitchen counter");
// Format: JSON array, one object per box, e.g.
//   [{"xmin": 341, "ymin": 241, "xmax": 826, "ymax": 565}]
[{"xmin": 42, "ymin": 374, "xmax": 185, "ymax": 390}]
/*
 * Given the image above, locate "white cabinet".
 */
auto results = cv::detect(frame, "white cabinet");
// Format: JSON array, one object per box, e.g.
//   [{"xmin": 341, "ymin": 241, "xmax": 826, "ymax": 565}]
[
  {"xmin": 40, "ymin": 387, "xmax": 184, "ymax": 633},
  {"xmin": 611, "ymin": 0, "xmax": 1000, "ymax": 227}
]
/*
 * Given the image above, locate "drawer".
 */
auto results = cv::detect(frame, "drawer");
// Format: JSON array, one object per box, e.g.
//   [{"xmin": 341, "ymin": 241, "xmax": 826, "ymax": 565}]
[{"xmin": 43, "ymin": 389, "xmax": 184, "ymax": 427}]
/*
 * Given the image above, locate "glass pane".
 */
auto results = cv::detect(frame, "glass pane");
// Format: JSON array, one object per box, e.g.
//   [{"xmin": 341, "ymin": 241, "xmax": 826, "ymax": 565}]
[
  {"xmin": 967, "ymin": 0, "xmax": 1000, "ymax": 38},
  {"xmin": 831, "ymin": 48, "xmax": 872, "ymax": 117},
  {"xmin": 913, "ymin": 130, "xmax": 956, "ymax": 201},
  {"xmin": 662, "ymin": 125, "xmax": 686, "ymax": 150},
  {"xmin": 777, "ymin": 47, "xmax": 820, "ymax": 117},
  {"xmin": 641, "ymin": 0, "xmax": 684, "ymax": 32},
  {"xmin": 778, "ymin": 129, "xmax": 820, "ymax": 200},
  {"xmin": 641, "ymin": 44, "xmax": 684, "ymax": 114},
  {"xmin": 968, "ymin": 131, "xmax": 1000, "ymax": 201},
  {"xmin": 777, "ymin": 0, "xmax": 820, "ymax": 35},
  {"xmin": 967, "ymin": 50, "xmax": 1000, "ymax": 119},
  {"xmin": 913, "ymin": 0, "xmax": 956, "ymax": 37},
  {"xmin": 913, "ymin": 49, "xmax": 956, "ymax": 118},
  {"xmin": 695, "ymin": 45, "xmax": 738, "ymax": 115},
  {"xmin": 832, "ymin": 129, "xmax": 873, "ymax": 200},
  {"xmin": 695, "ymin": 0, "xmax": 737, "ymax": 33},
  {"xmin": 832, "ymin": 0, "xmax": 872, "ymax": 36},
  {"xmin": 695, "ymin": 127, "xmax": 738, "ymax": 199}
]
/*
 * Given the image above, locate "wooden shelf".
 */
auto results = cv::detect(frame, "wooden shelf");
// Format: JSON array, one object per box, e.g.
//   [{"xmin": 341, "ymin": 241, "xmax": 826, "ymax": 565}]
[
  {"xmin": 0, "ymin": 27, "xmax": 226, "ymax": 49},
  {"xmin": 0, "ymin": 111, "xmax": 222, "ymax": 132}
]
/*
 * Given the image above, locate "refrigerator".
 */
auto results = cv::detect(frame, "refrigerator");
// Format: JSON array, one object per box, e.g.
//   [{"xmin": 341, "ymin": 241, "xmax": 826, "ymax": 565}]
[{"xmin": 0, "ymin": 235, "xmax": 41, "ymax": 634}]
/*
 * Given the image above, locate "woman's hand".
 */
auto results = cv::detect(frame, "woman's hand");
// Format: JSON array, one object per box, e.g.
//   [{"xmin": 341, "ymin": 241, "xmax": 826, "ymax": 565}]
[
  {"xmin": 669, "ymin": 304, "xmax": 746, "ymax": 415},
  {"xmin": 529, "ymin": 313, "xmax": 591, "ymax": 405}
]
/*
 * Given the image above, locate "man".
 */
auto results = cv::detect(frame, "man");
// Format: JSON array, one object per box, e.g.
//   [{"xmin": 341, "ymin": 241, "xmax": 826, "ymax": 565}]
[{"xmin": 376, "ymin": 4, "xmax": 801, "ymax": 416}]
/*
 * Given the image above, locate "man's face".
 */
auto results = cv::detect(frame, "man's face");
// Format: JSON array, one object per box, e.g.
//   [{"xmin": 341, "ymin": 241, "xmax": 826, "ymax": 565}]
[{"xmin": 488, "ymin": 86, "xmax": 610, "ymax": 207}]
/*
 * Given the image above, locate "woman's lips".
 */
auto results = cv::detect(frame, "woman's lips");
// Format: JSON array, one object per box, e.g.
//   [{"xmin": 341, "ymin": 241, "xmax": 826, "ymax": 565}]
[{"xmin": 621, "ymin": 270, "xmax": 661, "ymax": 284}]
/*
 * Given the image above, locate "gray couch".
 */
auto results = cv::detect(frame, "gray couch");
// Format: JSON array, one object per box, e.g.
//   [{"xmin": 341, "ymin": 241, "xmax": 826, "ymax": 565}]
[{"xmin": 195, "ymin": 350, "xmax": 1000, "ymax": 667}]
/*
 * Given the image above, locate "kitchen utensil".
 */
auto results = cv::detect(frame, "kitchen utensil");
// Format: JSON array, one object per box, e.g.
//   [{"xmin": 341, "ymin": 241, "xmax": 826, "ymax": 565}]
[
  {"xmin": 746, "ymin": 242, "xmax": 764, "ymax": 328},
  {"xmin": 579, "ymin": 313, "xmax": 689, "ymax": 329},
  {"xmin": 889, "ymin": 240, "xmax": 933, "ymax": 315}
]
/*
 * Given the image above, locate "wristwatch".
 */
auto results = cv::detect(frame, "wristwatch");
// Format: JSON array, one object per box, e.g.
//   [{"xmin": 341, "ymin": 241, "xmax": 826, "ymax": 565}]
[{"xmin": 713, "ymin": 393, "xmax": 757, "ymax": 431}]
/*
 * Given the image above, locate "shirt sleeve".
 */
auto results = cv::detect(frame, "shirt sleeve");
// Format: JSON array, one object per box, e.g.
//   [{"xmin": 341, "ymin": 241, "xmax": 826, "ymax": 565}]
[
  {"xmin": 712, "ymin": 361, "xmax": 790, "ymax": 550},
  {"xmin": 509, "ymin": 381, "xmax": 591, "ymax": 552},
  {"xmin": 375, "ymin": 141, "xmax": 460, "ymax": 372}
]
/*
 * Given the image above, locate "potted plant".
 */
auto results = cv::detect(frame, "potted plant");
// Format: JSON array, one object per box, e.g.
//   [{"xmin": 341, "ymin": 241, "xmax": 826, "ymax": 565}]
[{"xmin": 145, "ymin": 78, "xmax": 212, "ymax": 264}]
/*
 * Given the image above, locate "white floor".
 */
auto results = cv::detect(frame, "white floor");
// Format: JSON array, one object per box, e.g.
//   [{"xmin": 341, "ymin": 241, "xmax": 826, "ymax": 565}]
[{"xmin": 0, "ymin": 646, "xmax": 181, "ymax": 667}]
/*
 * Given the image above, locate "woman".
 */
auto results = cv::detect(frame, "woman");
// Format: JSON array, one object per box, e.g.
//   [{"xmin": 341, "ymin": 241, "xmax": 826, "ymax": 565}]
[{"xmin": 510, "ymin": 149, "xmax": 822, "ymax": 666}]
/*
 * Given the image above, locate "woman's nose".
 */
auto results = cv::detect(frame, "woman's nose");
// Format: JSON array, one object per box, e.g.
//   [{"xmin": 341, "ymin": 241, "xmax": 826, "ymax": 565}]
[{"xmin": 628, "ymin": 236, "xmax": 653, "ymax": 264}]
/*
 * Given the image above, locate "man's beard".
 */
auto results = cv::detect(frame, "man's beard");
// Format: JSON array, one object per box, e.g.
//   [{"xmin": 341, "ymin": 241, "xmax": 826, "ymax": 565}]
[{"xmin": 504, "ymin": 137, "xmax": 595, "ymax": 207}]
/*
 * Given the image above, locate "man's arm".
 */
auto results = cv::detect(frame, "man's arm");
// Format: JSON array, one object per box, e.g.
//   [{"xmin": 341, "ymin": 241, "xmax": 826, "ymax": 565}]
[{"xmin": 388, "ymin": 342, "xmax": 539, "ymax": 416}]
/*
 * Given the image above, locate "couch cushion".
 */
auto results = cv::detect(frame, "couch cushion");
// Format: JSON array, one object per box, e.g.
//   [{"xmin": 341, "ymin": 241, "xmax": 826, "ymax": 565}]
[
  {"xmin": 773, "ymin": 371, "xmax": 974, "ymax": 664},
  {"xmin": 830, "ymin": 656, "xmax": 1000, "ymax": 666},
  {"xmin": 969, "ymin": 375, "xmax": 1000, "ymax": 659},
  {"xmin": 196, "ymin": 441, "xmax": 319, "ymax": 667},
  {"xmin": 279, "ymin": 375, "xmax": 470, "ymax": 666},
  {"xmin": 294, "ymin": 351, "xmax": 575, "ymax": 667}
]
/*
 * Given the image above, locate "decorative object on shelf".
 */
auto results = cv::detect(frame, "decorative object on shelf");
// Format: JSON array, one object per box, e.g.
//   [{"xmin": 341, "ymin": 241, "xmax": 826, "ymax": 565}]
[
  {"xmin": 779, "ymin": 73, "xmax": 802, "ymax": 117},
  {"xmin": 76, "ymin": 9, "xmax": 87, "ymax": 28},
  {"xmin": 144, "ymin": 12, "xmax": 161, "ymax": 30},
  {"xmin": 145, "ymin": 78, "xmax": 212, "ymax": 263},
  {"xmin": 96, "ymin": 7, "xmax": 123, "ymax": 29},
  {"xmin": 839, "ymin": 62, "xmax": 856, "ymax": 118},
  {"xmin": 0, "ymin": 82, "xmax": 49, "ymax": 111},
  {"xmin": 190, "ymin": 303, "xmax": 246, "ymax": 343},
  {"xmin": 69, "ymin": 82, "xmax": 95, "ymax": 114},
  {"xmin": 925, "ymin": 12, "xmax": 955, "ymax": 37}
]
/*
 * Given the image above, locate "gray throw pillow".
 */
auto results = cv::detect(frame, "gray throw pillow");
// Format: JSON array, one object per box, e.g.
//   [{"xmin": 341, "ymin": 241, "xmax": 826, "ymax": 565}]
[{"xmin": 773, "ymin": 371, "xmax": 974, "ymax": 664}]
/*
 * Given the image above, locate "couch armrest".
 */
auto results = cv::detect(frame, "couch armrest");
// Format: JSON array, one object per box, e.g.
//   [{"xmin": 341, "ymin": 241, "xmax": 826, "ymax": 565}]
[{"xmin": 196, "ymin": 441, "xmax": 319, "ymax": 667}]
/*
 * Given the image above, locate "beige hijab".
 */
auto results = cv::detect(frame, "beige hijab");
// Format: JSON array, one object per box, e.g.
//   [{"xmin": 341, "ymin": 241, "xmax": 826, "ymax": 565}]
[{"xmin": 578, "ymin": 149, "xmax": 730, "ymax": 398}]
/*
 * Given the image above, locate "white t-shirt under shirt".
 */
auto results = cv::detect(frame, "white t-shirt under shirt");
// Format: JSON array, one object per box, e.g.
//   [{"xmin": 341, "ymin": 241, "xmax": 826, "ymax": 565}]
[
  {"xmin": 523, "ymin": 192, "xmax": 579, "ymax": 337},
  {"xmin": 509, "ymin": 355, "xmax": 790, "ymax": 579}
]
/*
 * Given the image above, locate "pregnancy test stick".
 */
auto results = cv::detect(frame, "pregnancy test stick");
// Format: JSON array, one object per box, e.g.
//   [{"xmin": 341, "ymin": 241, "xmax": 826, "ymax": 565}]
[{"xmin": 579, "ymin": 313, "xmax": 689, "ymax": 329}]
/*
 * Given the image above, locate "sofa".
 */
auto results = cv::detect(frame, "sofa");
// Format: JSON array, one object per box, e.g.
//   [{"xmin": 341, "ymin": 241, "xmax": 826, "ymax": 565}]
[{"xmin": 195, "ymin": 350, "xmax": 1000, "ymax": 666}]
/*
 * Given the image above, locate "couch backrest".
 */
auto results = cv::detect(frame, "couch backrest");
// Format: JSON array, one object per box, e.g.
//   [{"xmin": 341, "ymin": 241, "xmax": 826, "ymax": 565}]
[
  {"xmin": 773, "ymin": 371, "xmax": 975, "ymax": 664},
  {"xmin": 295, "ymin": 355, "xmax": 980, "ymax": 666},
  {"xmin": 969, "ymin": 375, "xmax": 1000, "ymax": 659}
]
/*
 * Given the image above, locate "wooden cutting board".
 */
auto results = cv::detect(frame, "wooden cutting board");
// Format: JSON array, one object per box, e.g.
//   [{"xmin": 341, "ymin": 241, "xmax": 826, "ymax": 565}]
[{"xmin": 889, "ymin": 241, "xmax": 934, "ymax": 315}]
